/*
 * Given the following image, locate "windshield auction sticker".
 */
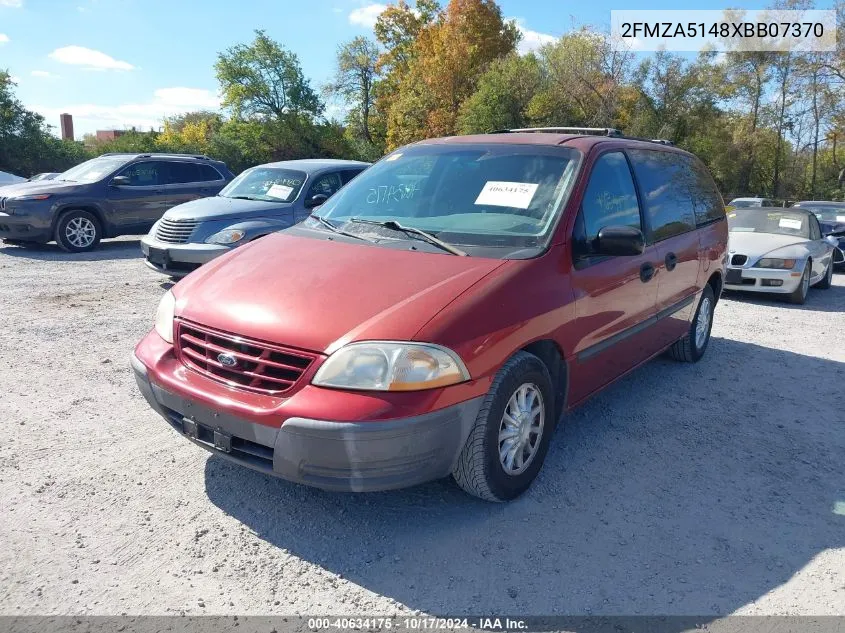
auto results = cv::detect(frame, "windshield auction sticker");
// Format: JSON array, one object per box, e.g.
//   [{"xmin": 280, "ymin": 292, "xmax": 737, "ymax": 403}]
[
  {"xmin": 611, "ymin": 9, "xmax": 836, "ymax": 52},
  {"xmin": 475, "ymin": 182, "xmax": 539, "ymax": 209}
]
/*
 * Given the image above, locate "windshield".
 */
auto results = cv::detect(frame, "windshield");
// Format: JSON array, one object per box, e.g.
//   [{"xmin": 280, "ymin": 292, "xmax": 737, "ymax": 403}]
[
  {"xmin": 57, "ymin": 156, "xmax": 133, "ymax": 183},
  {"xmin": 793, "ymin": 204, "xmax": 845, "ymax": 223},
  {"xmin": 729, "ymin": 199, "xmax": 761, "ymax": 208},
  {"xmin": 727, "ymin": 208, "xmax": 810, "ymax": 238},
  {"xmin": 219, "ymin": 167, "xmax": 306, "ymax": 202},
  {"xmin": 315, "ymin": 144, "xmax": 581, "ymax": 249}
]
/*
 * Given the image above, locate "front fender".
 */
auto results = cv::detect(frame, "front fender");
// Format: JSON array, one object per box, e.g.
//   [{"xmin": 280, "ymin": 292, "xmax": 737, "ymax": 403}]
[{"xmin": 214, "ymin": 217, "xmax": 299, "ymax": 241}]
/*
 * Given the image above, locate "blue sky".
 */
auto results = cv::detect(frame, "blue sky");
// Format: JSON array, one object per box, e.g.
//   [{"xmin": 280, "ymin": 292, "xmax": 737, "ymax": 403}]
[{"xmin": 0, "ymin": 0, "xmax": 817, "ymax": 138}]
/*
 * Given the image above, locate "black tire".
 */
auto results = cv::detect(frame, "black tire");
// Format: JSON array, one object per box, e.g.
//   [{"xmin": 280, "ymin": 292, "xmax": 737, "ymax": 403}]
[
  {"xmin": 814, "ymin": 260, "xmax": 833, "ymax": 289},
  {"xmin": 788, "ymin": 263, "xmax": 811, "ymax": 304},
  {"xmin": 669, "ymin": 285, "xmax": 715, "ymax": 363},
  {"xmin": 452, "ymin": 351, "xmax": 556, "ymax": 502},
  {"xmin": 55, "ymin": 210, "xmax": 101, "ymax": 253}
]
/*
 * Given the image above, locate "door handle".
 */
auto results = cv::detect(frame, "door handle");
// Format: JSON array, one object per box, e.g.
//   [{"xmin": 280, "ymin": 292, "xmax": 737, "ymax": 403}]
[
  {"xmin": 665, "ymin": 252, "xmax": 678, "ymax": 271},
  {"xmin": 640, "ymin": 262, "xmax": 655, "ymax": 283}
]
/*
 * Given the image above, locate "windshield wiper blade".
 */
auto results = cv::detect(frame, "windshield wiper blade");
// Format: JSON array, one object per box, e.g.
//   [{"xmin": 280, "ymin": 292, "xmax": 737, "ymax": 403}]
[
  {"xmin": 347, "ymin": 218, "xmax": 467, "ymax": 256},
  {"xmin": 227, "ymin": 195, "xmax": 265, "ymax": 201},
  {"xmin": 311, "ymin": 215, "xmax": 371, "ymax": 242}
]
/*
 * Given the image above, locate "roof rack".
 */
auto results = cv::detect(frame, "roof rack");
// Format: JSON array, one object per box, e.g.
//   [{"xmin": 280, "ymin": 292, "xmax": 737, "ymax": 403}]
[{"xmin": 491, "ymin": 127, "xmax": 623, "ymax": 137}]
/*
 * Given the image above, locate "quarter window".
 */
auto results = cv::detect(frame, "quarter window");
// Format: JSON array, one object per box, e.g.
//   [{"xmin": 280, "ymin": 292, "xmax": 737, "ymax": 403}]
[
  {"xmin": 628, "ymin": 149, "xmax": 697, "ymax": 241},
  {"xmin": 198, "ymin": 164, "xmax": 223, "ymax": 181},
  {"xmin": 573, "ymin": 152, "xmax": 642, "ymax": 258}
]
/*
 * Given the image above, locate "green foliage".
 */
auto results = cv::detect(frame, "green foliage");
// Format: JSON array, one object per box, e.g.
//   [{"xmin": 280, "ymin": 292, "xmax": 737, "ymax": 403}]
[{"xmin": 215, "ymin": 30, "xmax": 323, "ymax": 121}]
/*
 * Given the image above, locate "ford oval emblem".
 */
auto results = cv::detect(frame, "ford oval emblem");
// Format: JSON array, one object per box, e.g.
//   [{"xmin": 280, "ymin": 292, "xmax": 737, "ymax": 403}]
[{"xmin": 217, "ymin": 353, "xmax": 238, "ymax": 368}]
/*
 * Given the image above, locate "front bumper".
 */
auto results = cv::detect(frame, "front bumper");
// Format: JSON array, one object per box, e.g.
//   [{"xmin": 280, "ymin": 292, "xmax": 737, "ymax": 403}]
[
  {"xmin": 0, "ymin": 212, "xmax": 51, "ymax": 242},
  {"xmin": 140, "ymin": 235, "xmax": 230, "ymax": 276},
  {"xmin": 723, "ymin": 265, "xmax": 804, "ymax": 294},
  {"xmin": 132, "ymin": 354, "xmax": 484, "ymax": 492}
]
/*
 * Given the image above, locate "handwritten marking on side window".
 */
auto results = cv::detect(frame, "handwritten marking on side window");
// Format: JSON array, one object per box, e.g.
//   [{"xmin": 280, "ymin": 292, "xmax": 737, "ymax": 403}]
[{"xmin": 474, "ymin": 181, "xmax": 538, "ymax": 210}]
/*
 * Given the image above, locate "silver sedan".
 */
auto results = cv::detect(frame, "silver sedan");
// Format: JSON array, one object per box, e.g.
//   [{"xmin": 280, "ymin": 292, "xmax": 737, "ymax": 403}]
[{"xmin": 724, "ymin": 207, "xmax": 837, "ymax": 304}]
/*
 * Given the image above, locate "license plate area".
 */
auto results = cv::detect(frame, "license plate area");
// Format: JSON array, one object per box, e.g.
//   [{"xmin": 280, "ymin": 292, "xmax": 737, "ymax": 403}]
[
  {"xmin": 181, "ymin": 417, "xmax": 231, "ymax": 453},
  {"xmin": 147, "ymin": 246, "xmax": 169, "ymax": 267},
  {"xmin": 725, "ymin": 268, "xmax": 743, "ymax": 284}
]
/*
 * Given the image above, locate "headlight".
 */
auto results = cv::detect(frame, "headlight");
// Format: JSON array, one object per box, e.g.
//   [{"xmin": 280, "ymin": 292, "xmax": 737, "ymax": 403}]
[
  {"xmin": 10, "ymin": 193, "xmax": 51, "ymax": 201},
  {"xmin": 312, "ymin": 342, "xmax": 470, "ymax": 391},
  {"xmin": 206, "ymin": 229, "xmax": 246, "ymax": 245},
  {"xmin": 154, "ymin": 290, "xmax": 176, "ymax": 343},
  {"xmin": 756, "ymin": 258, "xmax": 796, "ymax": 269}
]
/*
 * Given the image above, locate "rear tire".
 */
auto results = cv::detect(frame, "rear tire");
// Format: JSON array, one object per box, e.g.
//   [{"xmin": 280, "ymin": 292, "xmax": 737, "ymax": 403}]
[
  {"xmin": 669, "ymin": 285, "xmax": 715, "ymax": 363},
  {"xmin": 453, "ymin": 351, "xmax": 555, "ymax": 502},
  {"xmin": 788, "ymin": 264, "xmax": 811, "ymax": 304},
  {"xmin": 814, "ymin": 260, "xmax": 833, "ymax": 289},
  {"xmin": 55, "ymin": 210, "xmax": 101, "ymax": 253}
]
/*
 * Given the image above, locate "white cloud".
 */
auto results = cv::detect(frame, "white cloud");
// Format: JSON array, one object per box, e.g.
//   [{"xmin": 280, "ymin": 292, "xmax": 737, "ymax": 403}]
[
  {"xmin": 49, "ymin": 45, "xmax": 134, "ymax": 71},
  {"xmin": 349, "ymin": 3, "xmax": 387, "ymax": 28},
  {"xmin": 31, "ymin": 70, "xmax": 57, "ymax": 78},
  {"xmin": 0, "ymin": 0, "xmax": 23, "ymax": 7},
  {"xmin": 509, "ymin": 19, "xmax": 556, "ymax": 55},
  {"xmin": 0, "ymin": 33, "xmax": 9, "ymax": 44},
  {"xmin": 34, "ymin": 87, "xmax": 220, "ymax": 133}
]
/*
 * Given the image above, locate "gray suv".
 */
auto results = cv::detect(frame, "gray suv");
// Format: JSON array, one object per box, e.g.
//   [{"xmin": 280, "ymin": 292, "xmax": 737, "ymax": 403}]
[
  {"xmin": 0, "ymin": 153, "xmax": 234, "ymax": 252},
  {"xmin": 141, "ymin": 159, "xmax": 369, "ymax": 276}
]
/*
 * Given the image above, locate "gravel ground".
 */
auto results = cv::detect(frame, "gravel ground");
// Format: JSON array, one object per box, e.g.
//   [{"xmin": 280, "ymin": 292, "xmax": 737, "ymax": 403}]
[{"xmin": 0, "ymin": 236, "xmax": 843, "ymax": 617}]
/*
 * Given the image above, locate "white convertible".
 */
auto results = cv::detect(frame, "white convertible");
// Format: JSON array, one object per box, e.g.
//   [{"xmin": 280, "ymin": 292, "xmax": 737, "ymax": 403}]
[{"xmin": 725, "ymin": 207, "xmax": 837, "ymax": 304}]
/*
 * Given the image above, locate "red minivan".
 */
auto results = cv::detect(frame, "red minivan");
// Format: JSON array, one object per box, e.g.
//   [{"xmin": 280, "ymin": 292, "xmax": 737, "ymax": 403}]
[{"xmin": 133, "ymin": 128, "xmax": 727, "ymax": 501}]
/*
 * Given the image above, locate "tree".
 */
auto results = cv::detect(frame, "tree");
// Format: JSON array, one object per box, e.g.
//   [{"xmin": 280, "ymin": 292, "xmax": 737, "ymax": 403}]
[
  {"xmin": 458, "ymin": 53, "xmax": 543, "ymax": 133},
  {"xmin": 385, "ymin": 0, "xmax": 520, "ymax": 148},
  {"xmin": 0, "ymin": 71, "xmax": 88, "ymax": 175},
  {"xmin": 215, "ymin": 30, "xmax": 323, "ymax": 121},
  {"xmin": 325, "ymin": 37, "xmax": 380, "ymax": 143}
]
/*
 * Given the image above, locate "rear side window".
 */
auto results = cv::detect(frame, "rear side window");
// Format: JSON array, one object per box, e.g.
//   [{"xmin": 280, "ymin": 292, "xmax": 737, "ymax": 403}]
[
  {"xmin": 198, "ymin": 164, "xmax": 223, "ymax": 181},
  {"xmin": 628, "ymin": 149, "xmax": 697, "ymax": 241},
  {"xmin": 573, "ymin": 151, "xmax": 641, "ymax": 259},
  {"xmin": 167, "ymin": 162, "xmax": 202, "ymax": 184}
]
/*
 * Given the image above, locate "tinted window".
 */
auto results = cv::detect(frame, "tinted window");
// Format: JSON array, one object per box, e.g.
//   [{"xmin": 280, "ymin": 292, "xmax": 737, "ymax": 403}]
[
  {"xmin": 198, "ymin": 164, "xmax": 223, "ymax": 181},
  {"xmin": 308, "ymin": 172, "xmax": 344, "ymax": 199},
  {"xmin": 809, "ymin": 214, "xmax": 821, "ymax": 240},
  {"xmin": 167, "ymin": 162, "xmax": 202, "ymax": 184},
  {"xmin": 340, "ymin": 168, "xmax": 365, "ymax": 185},
  {"xmin": 118, "ymin": 161, "xmax": 165, "ymax": 187},
  {"xmin": 574, "ymin": 152, "xmax": 641, "ymax": 257},
  {"xmin": 628, "ymin": 149, "xmax": 697, "ymax": 241},
  {"xmin": 687, "ymin": 159, "xmax": 725, "ymax": 225}
]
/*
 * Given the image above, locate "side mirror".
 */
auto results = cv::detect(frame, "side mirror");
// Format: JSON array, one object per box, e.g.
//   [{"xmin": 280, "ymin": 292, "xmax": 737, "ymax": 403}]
[
  {"xmin": 304, "ymin": 194, "xmax": 329, "ymax": 209},
  {"xmin": 110, "ymin": 175, "xmax": 130, "ymax": 187},
  {"xmin": 825, "ymin": 235, "xmax": 839, "ymax": 247},
  {"xmin": 595, "ymin": 225, "xmax": 645, "ymax": 256}
]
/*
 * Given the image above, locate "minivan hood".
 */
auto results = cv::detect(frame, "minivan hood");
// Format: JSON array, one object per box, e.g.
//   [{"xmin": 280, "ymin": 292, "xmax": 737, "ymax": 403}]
[
  {"xmin": 164, "ymin": 196, "xmax": 295, "ymax": 222},
  {"xmin": 728, "ymin": 231, "xmax": 809, "ymax": 257},
  {"xmin": 174, "ymin": 233, "xmax": 505, "ymax": 354}
]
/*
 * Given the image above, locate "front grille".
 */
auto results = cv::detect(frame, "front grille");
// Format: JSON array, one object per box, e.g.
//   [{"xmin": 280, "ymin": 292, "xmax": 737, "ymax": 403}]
[
  {"xmin": 175, "ymin": 320, "xmax": 316, "ymax": 395},
  {"xmin": 731, "ymin": 254, "xmax": 748, "ymax": 266},
  {"xmin": 155, "ymin": 218, "xmax": 199, "ymax": 244}
]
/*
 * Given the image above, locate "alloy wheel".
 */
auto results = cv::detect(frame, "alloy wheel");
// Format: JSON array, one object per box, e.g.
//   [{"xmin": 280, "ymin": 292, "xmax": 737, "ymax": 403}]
[
  {"xmin": 65, "ymin": 217, "xmax": 96, "ymax": 249},
  {"xmin": 498, "ymin": 383, "xmax": 545, "ymax": 476}
]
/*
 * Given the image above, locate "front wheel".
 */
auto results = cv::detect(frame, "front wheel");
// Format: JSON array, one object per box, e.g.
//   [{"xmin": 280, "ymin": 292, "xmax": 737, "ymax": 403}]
[
  {"xmin": 669, "ymin": 285, "xmax": 715, "ymax": 363},
  {"xmin": 788, "ymin": 263, "xmax": 811, "ymax": 304},
  {"xmin": 453, "ymin": 351, "xmax": 555, "ymax": 502},
  {"xmin": 55, "ymin": 210, "xmax": 101, "ymax": 252},
  {"xmin": 814, "ymin": 260, "xmax": 833, "ymax": 289}
]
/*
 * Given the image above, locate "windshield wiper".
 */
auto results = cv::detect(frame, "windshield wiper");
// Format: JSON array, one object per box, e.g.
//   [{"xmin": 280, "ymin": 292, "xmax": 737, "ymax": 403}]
[
  {"xmin": 346, "ymin": 218, "xmax": 467, "ymax": 256},
  {"xmin": 227, "ymin": 195, "xmax": 266, "ymax": 201},
  {"xmin": 311, "ymin": 215, "xmax": 371, "ymax": 242}
]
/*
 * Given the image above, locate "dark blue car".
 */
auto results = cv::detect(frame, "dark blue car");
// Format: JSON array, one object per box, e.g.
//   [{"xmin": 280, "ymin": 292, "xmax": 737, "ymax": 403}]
[
  {"xmin": 140, "ymin": 159, "xmax": 370, "ymax": 277},
  {"xmin": 0, "ymin": 153, "xmax": 234, "ymax": 252}
]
